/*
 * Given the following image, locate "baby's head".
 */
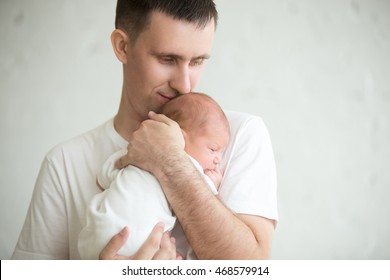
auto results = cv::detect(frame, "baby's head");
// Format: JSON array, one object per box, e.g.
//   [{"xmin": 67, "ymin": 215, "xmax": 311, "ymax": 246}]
[{"xmin": 162, "ymin": 92, "xmax": 230, "ymax": 172}]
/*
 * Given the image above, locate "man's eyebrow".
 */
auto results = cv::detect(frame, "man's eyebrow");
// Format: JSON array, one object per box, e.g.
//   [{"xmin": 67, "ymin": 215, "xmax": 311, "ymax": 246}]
[
  {"xmin": 150, "ymin": 51, "xmax": 210, "ymax": 60},
  {"xmin": 195, "ymin": 54, "xmax": 211, "ymax": 60}
]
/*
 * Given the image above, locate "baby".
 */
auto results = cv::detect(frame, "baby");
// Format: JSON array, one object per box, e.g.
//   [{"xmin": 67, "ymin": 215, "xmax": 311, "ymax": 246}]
[{"xmin": 78, "ymin": 92, "xmax": 230, "ymax": 259}]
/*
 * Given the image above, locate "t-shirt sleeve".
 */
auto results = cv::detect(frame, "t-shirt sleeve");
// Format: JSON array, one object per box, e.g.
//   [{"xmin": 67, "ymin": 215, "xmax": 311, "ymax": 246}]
[
  {"xmin": 218, "ymin": 115, "xmax": 278, "ymax": 222},
  {"xmin": 11, "ymin": 154, "xmax": 69, "ymax": 260}
]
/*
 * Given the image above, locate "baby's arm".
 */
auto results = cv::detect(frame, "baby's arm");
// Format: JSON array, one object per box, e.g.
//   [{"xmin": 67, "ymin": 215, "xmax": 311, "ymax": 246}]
[{"xmin": 204, "ymin": 168, "xmax": 224, "ymax": 191}]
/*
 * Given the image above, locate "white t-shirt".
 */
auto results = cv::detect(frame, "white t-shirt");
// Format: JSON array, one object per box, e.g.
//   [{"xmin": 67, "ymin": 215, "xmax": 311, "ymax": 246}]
[
  {"xmin": 12, "ymin": 111, "xmax": 278, "ymax": 259},
  {"xmin": 78, "ymin": 150, "xmax": 217, "ymax": 259}
]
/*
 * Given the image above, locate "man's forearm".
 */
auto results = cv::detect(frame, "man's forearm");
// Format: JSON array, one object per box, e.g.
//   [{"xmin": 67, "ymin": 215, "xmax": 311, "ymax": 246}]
[{"xmin": 154, "ymin": 153, "xmax": 270, "ymax": 259}]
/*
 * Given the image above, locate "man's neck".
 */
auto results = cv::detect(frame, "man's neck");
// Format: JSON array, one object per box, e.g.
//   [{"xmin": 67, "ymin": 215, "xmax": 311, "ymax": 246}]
[
  {"xmin": 114, "ymin": 93, "xmax": 143, "ymax": 142},
  {"xmin": 113, "ymin": 114, "xmax": 139, "ymax": 143}
]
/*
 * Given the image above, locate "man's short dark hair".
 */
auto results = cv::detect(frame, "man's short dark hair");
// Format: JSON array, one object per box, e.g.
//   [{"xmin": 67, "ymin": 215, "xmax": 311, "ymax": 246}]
[{"xmin": 115, "ymin": 0, "xmax": 218, "ymax": 42}]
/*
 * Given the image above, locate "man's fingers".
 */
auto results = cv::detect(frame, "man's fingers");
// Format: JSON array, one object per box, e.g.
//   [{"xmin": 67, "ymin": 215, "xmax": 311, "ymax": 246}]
[
  {"xmin": 99, "ymin": 226, "xmax": 130, "ymax": 259},
  {"xmin": 98, "ymin": 223, "xmax": 180, "ymax": 260},
  {"xmin": 176, "ymin": 251, "xmax": 183, "ymax": 260},
  {"xmin": 148, "ymin": 111, "xmax": 176, "ymax": 126},
  {"xmin": 152, "ymin": 233, "xmax": 176, "ymax": 260},
  {"xmin": 132, "ymin": 222, "xmax": 165, "ymax": 260},
  {"xmin": 116, "ymin": 155, "xmax": 128, "ymax": 169}
]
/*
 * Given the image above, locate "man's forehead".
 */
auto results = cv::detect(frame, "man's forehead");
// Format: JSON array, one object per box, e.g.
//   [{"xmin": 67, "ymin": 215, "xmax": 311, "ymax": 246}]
[{"xmin": 139, "ymin": 12, "xmax": 215, "ymax": 58}]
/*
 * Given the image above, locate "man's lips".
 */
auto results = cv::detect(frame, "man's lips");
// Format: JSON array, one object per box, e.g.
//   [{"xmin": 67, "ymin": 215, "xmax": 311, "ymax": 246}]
[{"xmin": 157, "ymin": 92, "xmax": 175, "ymax": 101}]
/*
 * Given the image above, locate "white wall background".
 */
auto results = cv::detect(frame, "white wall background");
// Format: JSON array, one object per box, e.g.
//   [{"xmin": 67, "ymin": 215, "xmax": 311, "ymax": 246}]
[{"xmin": 0, "ymin": 0, "xmax": 389, "ymax": 259}]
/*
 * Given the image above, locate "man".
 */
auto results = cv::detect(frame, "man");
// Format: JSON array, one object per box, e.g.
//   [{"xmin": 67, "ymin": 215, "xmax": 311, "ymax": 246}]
[{"xmin": 12, "ymin": 0, "xmax": 278, "ymax": 260}]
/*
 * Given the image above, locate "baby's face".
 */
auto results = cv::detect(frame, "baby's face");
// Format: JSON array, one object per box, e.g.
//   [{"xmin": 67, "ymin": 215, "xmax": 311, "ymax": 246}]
[{"xmin": 184, "ymin": 125, "xmax": 230, "ymax": 172}]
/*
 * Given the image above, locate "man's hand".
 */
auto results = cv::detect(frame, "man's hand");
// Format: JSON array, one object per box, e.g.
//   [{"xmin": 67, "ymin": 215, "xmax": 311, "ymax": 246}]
[
  {"xmin": 99, "ymin": 223, "xmax": 181, "ymax": 260},
  {"xmin": 116, "ymin": 111, "xmax": 185, "ymax": 175}
]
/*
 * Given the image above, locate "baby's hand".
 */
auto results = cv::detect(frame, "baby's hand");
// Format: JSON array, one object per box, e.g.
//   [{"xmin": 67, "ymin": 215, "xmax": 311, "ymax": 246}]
[{"xmin": 205, "ymin": 167, "xmax": 224, "ymax": 190}]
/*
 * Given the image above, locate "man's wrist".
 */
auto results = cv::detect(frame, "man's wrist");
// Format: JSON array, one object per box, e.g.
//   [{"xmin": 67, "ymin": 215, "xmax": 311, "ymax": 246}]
[{"xmin": 152, "ymin": 149, "xmax": 193, "ymax": 183}]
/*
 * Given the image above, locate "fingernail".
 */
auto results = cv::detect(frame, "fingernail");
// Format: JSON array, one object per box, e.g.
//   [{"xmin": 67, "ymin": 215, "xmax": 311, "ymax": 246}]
[
  {"xmin": 157, "ymin": 222, "xmax": 165, "ymax": 230},
  {"xmin": 120, "ymin": 226, "xmax": 128, "ymax": 235}
]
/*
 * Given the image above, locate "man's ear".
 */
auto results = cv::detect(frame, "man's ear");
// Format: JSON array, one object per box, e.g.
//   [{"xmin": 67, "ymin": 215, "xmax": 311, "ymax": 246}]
[{"xmin": 111, "ymin": 29, "xmax": 129, "ymax": 64}]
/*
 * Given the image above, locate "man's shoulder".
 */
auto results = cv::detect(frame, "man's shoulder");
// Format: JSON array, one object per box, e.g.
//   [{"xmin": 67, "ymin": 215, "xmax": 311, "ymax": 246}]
[
  {"xmin": 45, "ymin": 119, "xmax": 114, "ymax": 161},
  {"xmin": 224, "ymin": 110, "xmax": 266, "ymax": 135}
]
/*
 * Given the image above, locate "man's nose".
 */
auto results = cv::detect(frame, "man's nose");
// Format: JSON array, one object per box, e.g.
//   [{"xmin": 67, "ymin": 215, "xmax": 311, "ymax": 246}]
[{"xmin": 169, "ymin": 66, "xmax": 192, "ymax": 94}]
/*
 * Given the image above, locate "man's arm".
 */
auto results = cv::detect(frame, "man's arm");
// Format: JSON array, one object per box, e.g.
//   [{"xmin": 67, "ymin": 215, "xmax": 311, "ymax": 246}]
[
  {"xmin": 12, "ymin": 156, "xmax": 69, "ymax": 260},
  {"xmin": 154, "ymin": 151, "xmax": 274, "ymax": 259},
  {"xmin": 119, "ymin": 112, "xmax": 275, "ymax": 259}
]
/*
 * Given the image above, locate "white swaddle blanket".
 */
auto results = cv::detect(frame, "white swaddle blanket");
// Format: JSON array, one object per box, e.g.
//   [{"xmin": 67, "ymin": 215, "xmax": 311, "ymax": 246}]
[{"xmin": 78, "ymin": 149, "xmax": 217, "ymax": 259}]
